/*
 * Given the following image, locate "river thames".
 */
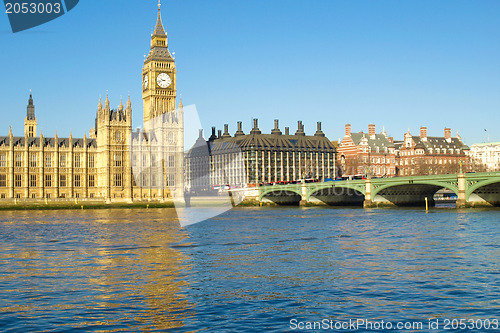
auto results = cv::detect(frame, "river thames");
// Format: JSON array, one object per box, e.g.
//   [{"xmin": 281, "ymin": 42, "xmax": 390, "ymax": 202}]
[{"xmin": 0, "ymin": 207, "xmax": 499, "ymax": 332}]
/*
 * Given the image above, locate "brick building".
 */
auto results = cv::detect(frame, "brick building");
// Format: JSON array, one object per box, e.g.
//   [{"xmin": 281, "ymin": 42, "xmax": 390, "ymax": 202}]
[
  {"xmin": 396, "ymin": 127, "xmax": 470, "ymax": 176},
  {"xmin": 337, "ymin": 124, "xmax": 396, "ymax": 177}
]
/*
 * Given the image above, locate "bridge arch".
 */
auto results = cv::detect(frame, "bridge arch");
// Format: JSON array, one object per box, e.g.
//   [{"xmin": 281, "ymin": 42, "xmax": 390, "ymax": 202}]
[
  {"xmin": 466, "ymin": 179, "xmax": 500, "ymax": 198},
  {"xmin": 259, "ymin": 187, "xmax": 302, "ymax": 205},
  {"xmin": 371, "ymin": 179, "xmax": 459, "ymax": 207},
  {"xmin": 466, "ymin": 178, "xmax": 500, "ymax": 206},
  {"xmin": 307, "ymin": 183, "xmax": 366, "ymax": 206},
  {"xmin": 372, "ymin": 180, "xmax": 459, "ymax": 197}
]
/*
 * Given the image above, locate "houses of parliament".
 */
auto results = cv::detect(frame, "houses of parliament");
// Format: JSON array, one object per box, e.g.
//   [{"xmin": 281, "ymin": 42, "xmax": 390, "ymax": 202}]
[{"xmin": 0, "ymin": 4, "xmax": 184, "ymax": 201}]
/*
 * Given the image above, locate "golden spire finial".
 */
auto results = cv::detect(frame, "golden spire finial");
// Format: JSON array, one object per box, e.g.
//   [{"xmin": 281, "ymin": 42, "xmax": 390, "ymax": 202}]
[
  {"xmin": 127, "ymin": 93, "xmax": 132, "ymax": 109},
  {"xmin": 105, "ymin": 91, "xmax": 110, "ymax": 109},
  {"xmin": 158, "ymin": 0, "xmax": 161, "ymax": 11}
]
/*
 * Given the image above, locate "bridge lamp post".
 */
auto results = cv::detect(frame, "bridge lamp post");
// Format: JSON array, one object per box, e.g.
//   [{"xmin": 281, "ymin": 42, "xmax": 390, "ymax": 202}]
[
  {"xmin": 364, "ymin": 165, "xmax": 371, "ymax": 180},
  {"xmin": 366, "ymin": 147, "xmax": 372, "ymax": 179}
]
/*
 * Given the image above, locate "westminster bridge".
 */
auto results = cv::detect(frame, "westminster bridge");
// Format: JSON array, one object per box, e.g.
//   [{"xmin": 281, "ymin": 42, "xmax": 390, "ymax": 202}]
[{"xmin": 257, "ymin": 172, "xmax": 500, "ymax": 208}]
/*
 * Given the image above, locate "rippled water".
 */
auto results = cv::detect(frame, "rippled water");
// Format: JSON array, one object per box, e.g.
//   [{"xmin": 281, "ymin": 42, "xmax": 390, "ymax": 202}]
[{"xmin": 0, "ymin": 207, "xmax": 499, "ymax": 332}]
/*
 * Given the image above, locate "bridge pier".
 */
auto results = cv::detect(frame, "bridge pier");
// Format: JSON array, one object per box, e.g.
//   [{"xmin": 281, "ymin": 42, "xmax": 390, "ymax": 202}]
[
  {"xmin": 300, "ymin": 182, "xmax": 307, "ymax": 205},
  {"xmin": 456, "ymin": 173, "xmax": 467, "ymax": 208},
  {"xmin": 363, "ymin": 179, "xmax": 374, "ymax": 208}
]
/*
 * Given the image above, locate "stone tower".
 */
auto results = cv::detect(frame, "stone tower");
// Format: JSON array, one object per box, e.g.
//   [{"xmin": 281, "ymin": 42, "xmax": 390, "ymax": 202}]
[
  {"xmin": 142, "ymin": 1, "xmax": 177, "ymax": 124},
  {"xmin": 24, "ymin": 93, "xmax": 37, "ymax": 137},
  {"xmin": 135, "ymin": 1, "xmax": 184, "ymax": 200},
  {"xmin": 95, "ymin": 94, "xmax": 133, "ymax": 201}
]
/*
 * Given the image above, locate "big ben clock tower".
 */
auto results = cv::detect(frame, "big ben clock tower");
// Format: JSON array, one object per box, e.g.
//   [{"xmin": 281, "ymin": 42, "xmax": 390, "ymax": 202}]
[
  {"xmin": 139, "ymin": 1, "xmax": 184, "ymax": 200},
  {"xmin": 142, "ymin": 1, "xmax": 177, "ymax": 124}
]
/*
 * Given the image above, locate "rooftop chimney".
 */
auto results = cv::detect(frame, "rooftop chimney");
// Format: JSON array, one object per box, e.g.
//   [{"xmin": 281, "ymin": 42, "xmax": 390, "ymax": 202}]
[
  {"xmin": 222, "ymin": 124, "xmax": 231, "ymax": 138},
  {"xmin": 368, "ymin": 124, "xmax": 376, "ymax": 138},
  {"xmin": 285, "ymin": 127, "xmax": 289, "ymax": 135},
  {"xmin": 295, "ymin": 121, "xmax": 305, "ymax": 136},
  {"xmin": 444, "ymin": 128, "xmax": 451, "ymax": 141},
  {"xmin": 208, "ymin": 126, "xmax": 217, "ymax": 141},
  {"xmin": 193, "ymin": 129, "xmax": 206, "ymax": 147},
  {"xmin": 345, "ymin": 124, "xmax": 351, "ymax": 136},
  {"xmin": 420, "ymin": 126, "xmax": 427, "ymax": 141},
  {"xmin": 314, "ymin": 121, "xmax": 325, "ymax": 137},
  {"xmin": 234, "ymin": 121, "xmax": 245, "ymax": 136},
  {"xmin": 250, "ymin": 118, "xmax": 261, "ymax": 135},
  {"xmin": 217, "ymin": 129, "xmax": 222, "ymax": 139},
  {"xmin": 271, "ymin": 119, "xmax": 282, "ymax": 135}
]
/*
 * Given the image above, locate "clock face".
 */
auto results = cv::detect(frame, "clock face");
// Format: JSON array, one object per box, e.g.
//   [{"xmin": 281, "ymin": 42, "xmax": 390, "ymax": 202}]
[
  {"xmin": 157, "ymin": 73, "xmax": 171, "ymax": 88},
  {"xmin": 143, "ymin": 75, "xmax": 148, "ymax": 90}
]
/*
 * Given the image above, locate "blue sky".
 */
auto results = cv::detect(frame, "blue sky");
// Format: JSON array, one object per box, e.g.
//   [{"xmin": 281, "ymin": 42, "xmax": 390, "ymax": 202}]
[{"xmin": 1, "ymin": 0, "xmax": 499, "ymax": 144}]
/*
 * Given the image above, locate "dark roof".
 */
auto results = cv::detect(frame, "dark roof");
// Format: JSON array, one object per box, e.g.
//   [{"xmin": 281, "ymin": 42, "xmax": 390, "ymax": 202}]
[
  {"xmin": 27, "ymin": 94, "xmax": 35, "ymax": 120},
  {"xmin": 185, "ymin": 132, "xmax": 211, "ymax": 158},
  {"xmin": 153, "ymin": 9, "xmax": 166, "ymax": 36},
  {"xmin": 131, "ymin": 130, "xmax": 156, "ymax": 144},
  {"xmin": 411, "ymin": 136, "xmax": 469, "ymax": 152},
  {"xmin": 146, "ymin": 47, "xmax": 174, "ymax": 62},
  {"xmin": 146, "ymin": 8, "xmax": 173, "ymax": 62},
  {"xmin": 415, "ymin": 142, "xmax": 425, "ymax": 150},
  {"xmin": 109, "ymin": 109, "xmax": 126, "ymax": 122},
  {"xmin": 208, "ymin": 132, "xmax": 337, "ymax": 154},
  {"xmin": 0, "ymin": 136, "xmax": 96, "ymax": 148},
  {"xmin": 350, "ymin": 132, "xmax": 395, "ymax": 150}
]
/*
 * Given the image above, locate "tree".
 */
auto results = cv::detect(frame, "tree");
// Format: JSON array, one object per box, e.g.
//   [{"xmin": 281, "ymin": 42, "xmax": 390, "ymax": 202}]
[
  {"xmin": 339, "ymin": 154, "xmax": 363, "ymax": 176},
  {"xmin": 411, "ymin": 157, "xmax": 465, "ymax": 175},
  {"xmin": 466, "ymin": 157, "xmax": 488, "ymax": 173}
]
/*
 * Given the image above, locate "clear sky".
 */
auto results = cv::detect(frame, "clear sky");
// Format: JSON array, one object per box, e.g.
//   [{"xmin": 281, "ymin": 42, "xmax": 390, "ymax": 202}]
[{"xmin": 1, "ymin": 0, "xmax": 499, "ymax": 144}]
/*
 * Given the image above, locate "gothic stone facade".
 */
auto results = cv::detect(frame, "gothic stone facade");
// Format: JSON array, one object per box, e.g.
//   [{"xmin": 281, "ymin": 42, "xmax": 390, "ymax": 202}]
[
  {"xmin": 0, "ymin": 5, "xmax": 183, "ymax": 201},
  {"xmin": 0, "ymin": 96, "xmax": 101, "ymax": 199}
]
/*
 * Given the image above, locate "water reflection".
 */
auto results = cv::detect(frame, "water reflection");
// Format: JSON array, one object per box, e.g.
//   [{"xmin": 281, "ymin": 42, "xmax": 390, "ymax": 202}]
[
  {"xmin": 1, "ymin": 207, "xmax": 499, "ymax": 332},
  {"xmin": 0, "ymin": 209, "xmax": 194, "ymax": 332},
  {"xmin": 178, "ymin": 207, "xmax": 500, "ymax": 331}
]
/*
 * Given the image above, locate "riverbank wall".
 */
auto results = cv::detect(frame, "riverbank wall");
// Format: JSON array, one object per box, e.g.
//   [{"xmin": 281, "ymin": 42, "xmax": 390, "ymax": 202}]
[{"xmin": 0, "ymin": 198, "xmax": 175, "ymax": 211}]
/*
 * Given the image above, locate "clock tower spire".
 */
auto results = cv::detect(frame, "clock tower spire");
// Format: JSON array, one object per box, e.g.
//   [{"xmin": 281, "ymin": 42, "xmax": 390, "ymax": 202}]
[
  {"xmin": 142, "ymin": 0, "xmax": 177, "ymax": 124},
  {"xmin": 153, "ymin": 0, "xmax": 166, "ymax": 38}
]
